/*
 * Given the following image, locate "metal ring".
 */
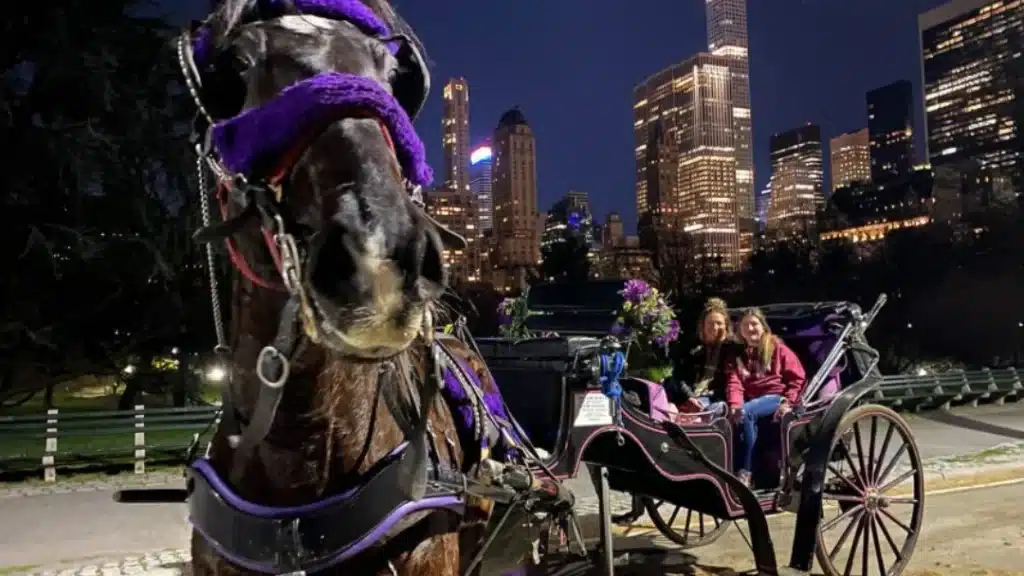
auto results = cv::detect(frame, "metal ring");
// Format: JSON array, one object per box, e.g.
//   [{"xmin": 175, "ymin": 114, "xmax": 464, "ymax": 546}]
[
  {"xmin": 213, "ymin": 344, "xmax": 231, "ymax": 354},
  {"xmin": 256, "ymin": 346, "xmax": 289, "ymax": 389}
]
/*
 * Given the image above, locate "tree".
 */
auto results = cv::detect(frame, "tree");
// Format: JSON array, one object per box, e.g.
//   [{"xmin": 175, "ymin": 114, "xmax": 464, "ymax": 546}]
[{"xmin": 0, "ymin": 0, "xmax": 209, "ymax": 407}]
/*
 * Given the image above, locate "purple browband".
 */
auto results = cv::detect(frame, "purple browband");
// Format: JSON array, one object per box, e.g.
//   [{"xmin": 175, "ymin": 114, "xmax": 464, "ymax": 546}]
[{"xmin": 191, "ymin": 0, "xmax": 433, "ymax": 186}]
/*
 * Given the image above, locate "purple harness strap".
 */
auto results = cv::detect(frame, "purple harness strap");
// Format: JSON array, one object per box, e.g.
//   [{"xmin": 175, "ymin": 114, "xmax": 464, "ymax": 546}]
[{"xmin": 210, "ymin": 72, "xmax": 432, "ymax": 185}]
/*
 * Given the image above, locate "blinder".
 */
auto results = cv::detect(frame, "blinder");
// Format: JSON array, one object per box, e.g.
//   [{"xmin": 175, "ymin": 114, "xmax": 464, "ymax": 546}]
[{"xmin": 189, "ymin": 3, "xmax": 430, "ymax": 122}]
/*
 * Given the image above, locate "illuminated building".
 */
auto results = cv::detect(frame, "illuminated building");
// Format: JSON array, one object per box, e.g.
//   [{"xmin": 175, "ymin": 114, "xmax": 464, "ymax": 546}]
[
  {"xmin": 867, "ymin": 81, "xmax": 916, "ymax": 183},
  {"xmin": 818, "ymin": 168, "xmax": 953, "ymax": 254},
  {"xmin": 442, "ymin": 78, "xmax": 471, "ymax": 196},
  {"xmin": 756, "ymin": 180, "xmax": 771, "ymax": 229},
  {"xmin": 602, "ymin": 212, "xmax": 625, "ymax": 248},
  {"xmin": 830, "ymin": 128, "xmax": 872, "ymax": 192},
  {"xmin": 634, "ymin": 53, "xmax": 740, "ymax": 270},
  {"xmin": 706, "ymin": 0, "xmax": 755, "ymax": 255},
  {"xmin": 597, "ymin": 236, "xmax": 655, "ymax": 281},
  {"xmin": 540, "ymin": 192, "xmax": 598, "ymax": 280},
  {"xmin": 470, "ymin": 144, "xmax": 493, "ymax": 234},
  {"xmin": 920, "ymin": 0, "xmax": 1023, "ymax": 198},
  {"xmin": 424, "ymin": 188, "xmax": 478, "ymax": 283},
  {"xmin": 491, "ymin": 107, "xmax": 540, "ymax": 293},
  {"xmin": 766, "ymin": 124, "xmax": 825, "ymax": 236}
]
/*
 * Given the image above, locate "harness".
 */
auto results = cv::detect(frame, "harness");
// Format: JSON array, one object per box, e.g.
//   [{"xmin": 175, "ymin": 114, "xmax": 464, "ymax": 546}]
[{"xmin": 176, "ymin": 2, "xmax": 576, "ymax": 573}]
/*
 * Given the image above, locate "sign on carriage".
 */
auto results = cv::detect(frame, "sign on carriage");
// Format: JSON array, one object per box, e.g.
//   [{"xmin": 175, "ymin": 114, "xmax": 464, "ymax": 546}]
[{"xmin": 573, "ymin": 392, "xmax": 613, "ymax": 427}]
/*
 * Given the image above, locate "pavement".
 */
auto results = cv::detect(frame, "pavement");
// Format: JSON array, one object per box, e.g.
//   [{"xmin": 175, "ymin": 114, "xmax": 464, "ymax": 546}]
[{"xmin": 0, "ymin": 402, "xmax": 1021, "ymax": 575}]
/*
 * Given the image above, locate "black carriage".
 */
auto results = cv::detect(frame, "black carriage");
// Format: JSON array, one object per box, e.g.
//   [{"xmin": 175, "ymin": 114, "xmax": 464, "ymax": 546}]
[{"xmin": 477, "ymin": 287, "xmax": 925, "ymax": 576}]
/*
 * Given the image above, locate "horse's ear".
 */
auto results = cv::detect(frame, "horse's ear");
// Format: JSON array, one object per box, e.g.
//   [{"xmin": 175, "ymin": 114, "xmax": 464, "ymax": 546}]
[{"xmin": 207, "ymin": 0, "xmax": 259, "ymax": 47}]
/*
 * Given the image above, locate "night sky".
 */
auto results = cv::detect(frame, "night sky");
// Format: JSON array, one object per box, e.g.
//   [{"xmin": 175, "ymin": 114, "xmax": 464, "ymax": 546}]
[{"xmin": 177, "ymin": 0, "xmax": 951, "ymax": 233}]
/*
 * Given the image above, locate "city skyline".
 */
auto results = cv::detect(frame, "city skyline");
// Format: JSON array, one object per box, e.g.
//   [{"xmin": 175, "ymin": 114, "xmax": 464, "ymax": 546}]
[{"xmin": 370, "ymin": 0, "xmax": 957, "ymax": 234}]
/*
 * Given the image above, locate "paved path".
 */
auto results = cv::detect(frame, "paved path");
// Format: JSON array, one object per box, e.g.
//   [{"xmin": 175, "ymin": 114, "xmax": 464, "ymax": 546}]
[{"xmin": 1, "ymin": 403, "xmax": 1021, "ymax": 575}]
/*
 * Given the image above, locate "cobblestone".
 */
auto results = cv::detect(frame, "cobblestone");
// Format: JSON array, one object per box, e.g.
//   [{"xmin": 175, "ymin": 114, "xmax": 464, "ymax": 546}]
[{"xmin": 14, "ymin": 549, "xmax": 191, "ymax": 576}]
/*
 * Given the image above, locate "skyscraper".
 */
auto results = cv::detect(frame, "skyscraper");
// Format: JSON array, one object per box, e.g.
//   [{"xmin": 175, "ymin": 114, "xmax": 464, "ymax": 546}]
[
  {"xmin": 920, "ymin": 0, "xmax": 1023, "ymax": 199},
  {"xmin": 867, "ymin": 80, "xmax": 916, "ymax": 183},
  {"xmin": 440, "ymin": 78, "xmax": 476, "ymax": 283},
  {"xmin": 634, "ymin": 53, "xmax": 740, "ymax": 270},
  {"xmin": 470, "ymin": 143, "xmax": 493, "ymax": 234},
  {"xmin": 767, "ymin": 124, "xmax": 825, "ymax": 235},
  {"xmin": 491, "ymin": 107, "xmax": 540, "ymax": 292},
  {"xmin": 830, "ymin": 128, "xmax": 872, "ymax": 192},
  {"xmin": 706, "ymin": 0, "xmax": 755, "ymax": 255},
  {"xmin": 442, "ymin": 78, "xmax": 471, "ymax": 196}
]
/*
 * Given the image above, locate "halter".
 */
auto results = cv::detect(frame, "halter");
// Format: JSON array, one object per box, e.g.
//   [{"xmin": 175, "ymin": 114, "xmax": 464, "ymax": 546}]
[{"xmin": 177, "ymin": 5, "xmax": 577, "ymax": 573}]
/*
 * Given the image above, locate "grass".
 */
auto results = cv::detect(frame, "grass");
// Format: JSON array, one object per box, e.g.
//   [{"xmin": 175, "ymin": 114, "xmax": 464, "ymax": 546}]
[
  {"xmin": 0, "ymin": 565, "xmax": 40, "ymax": 575},
  {"xmin": 939, "ymin": 442, "xmax": 1024, "ymax": 465},
  {"xmin": 0, "ymin": 381, "xmax": 218, "ymax": 480}
]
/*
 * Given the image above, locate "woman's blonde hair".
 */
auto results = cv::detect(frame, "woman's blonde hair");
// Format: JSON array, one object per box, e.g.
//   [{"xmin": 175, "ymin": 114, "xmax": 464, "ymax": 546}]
[
  {"xmin": 697, "ymin": 298, "xmax": 730, "ymax": 344},
  {"xmin": 739, "ymin": 308, "xmax": 774, "ymax": 371}
]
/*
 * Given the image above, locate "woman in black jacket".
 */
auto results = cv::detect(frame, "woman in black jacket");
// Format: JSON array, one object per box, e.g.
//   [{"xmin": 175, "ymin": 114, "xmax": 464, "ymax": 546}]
[{"xmin": 663, "ymin": 297, "xmax": 740, "ymax": 412}]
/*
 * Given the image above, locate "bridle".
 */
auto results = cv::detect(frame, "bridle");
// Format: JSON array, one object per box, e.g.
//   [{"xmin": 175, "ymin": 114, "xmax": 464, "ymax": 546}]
[{"xmin": 176, "ymin": 0, "xmax": 443, "ymax": 469}]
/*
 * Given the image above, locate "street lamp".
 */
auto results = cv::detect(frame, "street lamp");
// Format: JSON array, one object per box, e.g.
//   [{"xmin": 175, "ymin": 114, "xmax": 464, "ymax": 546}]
[
  {"xmin": 206, "ymin": 366, "xmax": 227, "ymax": 383},
  {"xmin": 123, "ymin": 364, "xmax": 136, "ymax": 375},
  {"xmin": 171, "ymin": 347, "xmax": 180, "ymax": 356}
]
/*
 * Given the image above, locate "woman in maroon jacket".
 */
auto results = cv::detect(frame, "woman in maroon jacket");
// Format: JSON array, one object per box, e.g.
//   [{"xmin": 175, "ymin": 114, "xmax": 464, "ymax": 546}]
[{"xmin": 725, "ymin": 308, "xmax": 806, "ymax": 486}]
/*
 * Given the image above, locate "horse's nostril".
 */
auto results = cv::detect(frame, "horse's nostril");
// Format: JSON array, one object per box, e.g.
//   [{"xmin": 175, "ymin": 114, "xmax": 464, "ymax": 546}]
[
  {"xmin": 420, "ymin": 227, "xmax": 446, "ymax": 292},
  {"xmin": 310, "ymin": 227, "xmax": 361, "ymax": 301}
]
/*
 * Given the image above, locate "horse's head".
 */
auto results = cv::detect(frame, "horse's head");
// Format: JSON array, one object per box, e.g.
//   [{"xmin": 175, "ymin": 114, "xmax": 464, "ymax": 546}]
[{"xmin": 187, "ymin": 0, "xmax": 460, "ymax": 358}]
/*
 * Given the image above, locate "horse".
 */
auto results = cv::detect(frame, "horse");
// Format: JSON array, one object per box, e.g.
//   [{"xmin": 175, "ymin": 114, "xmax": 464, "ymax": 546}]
[{"xmin": 174, "ymin": 1, "xmax": 571, "ymax": 574}]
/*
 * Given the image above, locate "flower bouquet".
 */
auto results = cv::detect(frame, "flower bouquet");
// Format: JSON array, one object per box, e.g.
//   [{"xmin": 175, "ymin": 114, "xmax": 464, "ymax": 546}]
[
  {"xmin": 497, "ymin": 292, "xmax": 532, "ymax": 340},
  {"xmin": 611, "ymin": 279, "xmax": 680, "ymax": 382}
]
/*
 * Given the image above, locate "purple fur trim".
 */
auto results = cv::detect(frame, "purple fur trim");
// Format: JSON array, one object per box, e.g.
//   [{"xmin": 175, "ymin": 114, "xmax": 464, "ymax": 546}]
[
  {"xmin": 210, "ymin": 72, "xmax": 432, "ymax": 185},
  {"xmin": 192, "ymin": 0, "xmax": 393, "ymax": 67}
]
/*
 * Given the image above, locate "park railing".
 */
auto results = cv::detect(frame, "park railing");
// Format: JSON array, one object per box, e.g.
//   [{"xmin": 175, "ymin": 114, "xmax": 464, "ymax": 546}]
[{"xmin": 1, "ymin": 368, "xmax": 1021, "ymax": 481}]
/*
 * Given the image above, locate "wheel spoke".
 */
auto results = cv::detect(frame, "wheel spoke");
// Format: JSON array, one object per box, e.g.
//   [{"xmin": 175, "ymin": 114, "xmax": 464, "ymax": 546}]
[
  {"xmin": 822, "ymin": 503, "xmax": 864, "ymax": 534},
  {"xmin": 874, "ymin": 443, "xmax": 908, "ymax": 487},
  {"xmin": 872, "ymin": 423, "xmax": 896, "ymax": 485},
  {"xmin": 698, "ymin": 512, "xmax": 706, "ymax": 536},
  {"xmin": 828, "ymin": 463, "xmax": 865, "ymax": 495},
  {"xmin": 879, "ymin": 507, "xmax": 913, "ymax": 534},
  {"xmin": 853, "ymin": 422, "xmax": 870, "ymax": 486},
  {"xmin": 877, "ymin": 469, "xmax": 916, "ymax": 494},
  {"xmin": 870, "ymin": 515, "xmax": 890, "ymax": 576},
  {"xmin": 842, "ymin": 514, "xmax": 868, "ymax": 576},
  {"xmin": 667, "ymin": 506, "xmax": 681, "ymax": 527},
  {"xmin": 867, "ymin": 416, "xmax": 878, "ymax": 483},
  {"xmin": 875, "ymin": 512, "xmax": 904, "ymax": 560},
  {"xmin": 841, "ymin": 437, "xmax": 869, "ymax": 489},
  {"xmin": 828, "ymin": 508, "xmax": 864, "ymax": 560},
  {"xmin": 861, "ymin": 512, "xmax": 871, "ymax": 576}
]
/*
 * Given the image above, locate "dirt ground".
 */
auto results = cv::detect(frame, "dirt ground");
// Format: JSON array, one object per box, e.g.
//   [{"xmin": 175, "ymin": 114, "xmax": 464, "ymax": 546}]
[{"xmin": 571, "ymin": 478, "xmax": 1024, "ymax": 576}]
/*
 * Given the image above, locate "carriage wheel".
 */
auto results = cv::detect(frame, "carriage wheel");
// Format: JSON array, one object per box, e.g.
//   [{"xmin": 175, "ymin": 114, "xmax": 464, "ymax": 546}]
[
  {"xmin": 815, "ymin": 405, "xmax": 924, "ymax": 576},
  {"xmin": 641, "ymin": 497, "xmax": 731, "ymax": 549}
]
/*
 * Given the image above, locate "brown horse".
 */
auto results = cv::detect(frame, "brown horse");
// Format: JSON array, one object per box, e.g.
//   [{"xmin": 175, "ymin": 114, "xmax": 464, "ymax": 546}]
[{"xmin": 176, "ymin": 0, "xmax": 520, "ymax": 574}]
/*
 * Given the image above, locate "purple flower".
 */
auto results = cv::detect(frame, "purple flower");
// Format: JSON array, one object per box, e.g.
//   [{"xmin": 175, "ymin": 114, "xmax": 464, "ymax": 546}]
[{"xmin": 620, "ymin": 279, "xmax": 651, "ymax": 303}]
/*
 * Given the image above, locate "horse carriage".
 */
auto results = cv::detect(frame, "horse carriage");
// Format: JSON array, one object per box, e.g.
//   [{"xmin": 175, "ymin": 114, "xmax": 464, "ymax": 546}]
[
  {"xmin": 475, "ymin": 282, "xmax": 925, "ymax": 576},
  {"xmin": 120, "ymin": 0, "xmax": 923, "ymax": 573}
]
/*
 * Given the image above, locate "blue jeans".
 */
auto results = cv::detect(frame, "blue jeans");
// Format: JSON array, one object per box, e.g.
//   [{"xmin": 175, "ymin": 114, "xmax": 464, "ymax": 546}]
[
  {"xmin": 696, "ymin": 396, "xmax": 727, "ymax": 415},
  {"xmin": 735, "ymin": 394, "xmax": 783, "ymax": 475}
]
